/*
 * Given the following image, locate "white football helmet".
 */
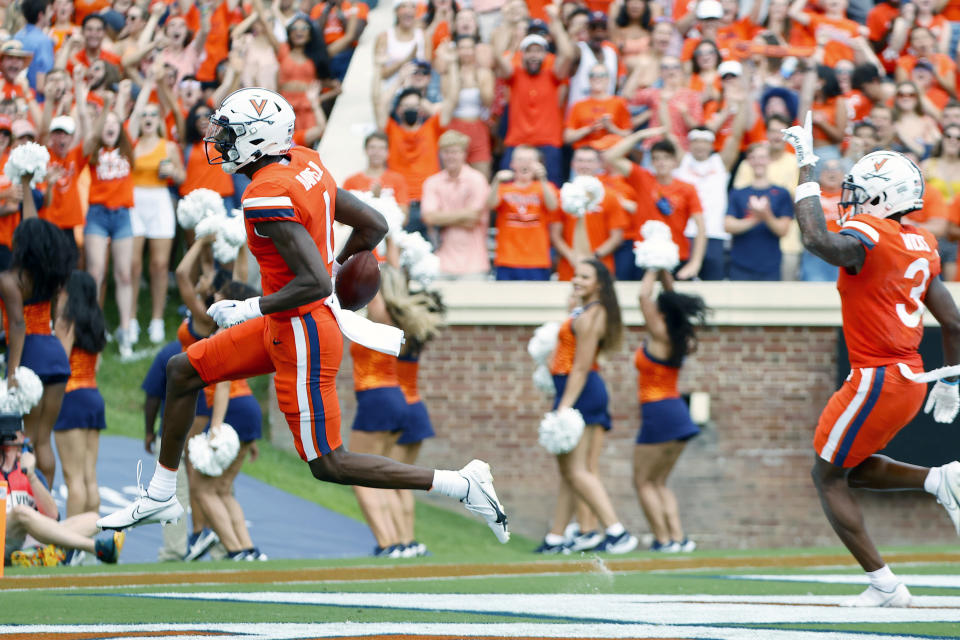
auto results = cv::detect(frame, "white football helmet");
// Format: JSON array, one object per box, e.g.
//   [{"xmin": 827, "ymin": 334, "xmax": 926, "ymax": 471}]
[
  {"xmin": 205, "ymin": 87, "xmax": 295, "ymax": 174},
  {"xmin": 839, "ymin": 150, "xmax": 924, "ymax": 223}
]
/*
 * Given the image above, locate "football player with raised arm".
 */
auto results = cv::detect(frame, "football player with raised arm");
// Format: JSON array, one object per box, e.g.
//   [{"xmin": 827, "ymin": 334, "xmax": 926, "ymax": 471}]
[
  {"xmin": 98, "ymin": 89, "xmax": 509, "ymax": 545},
  {"xmin": 783, "ymin": 113, "xmax": 960, "ymax": 607}
]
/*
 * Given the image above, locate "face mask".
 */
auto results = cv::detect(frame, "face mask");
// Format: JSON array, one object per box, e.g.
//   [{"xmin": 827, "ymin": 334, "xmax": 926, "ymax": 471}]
[{"xmin": 401, "ymin": 109, "xmax": 420, "ymax": 126}]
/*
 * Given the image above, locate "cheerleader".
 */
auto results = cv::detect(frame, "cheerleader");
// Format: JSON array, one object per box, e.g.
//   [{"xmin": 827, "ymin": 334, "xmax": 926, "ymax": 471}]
[
  {"xmin": 53, "ymin": 271, "xmax": 107, "ymax": 518},
  {"xmin": 536, "ymin": 258, "xmax": 638, "ymax": 555},
  {"xmin": 634, "ymin": 268, "xmax": 707, "ymax": 552},
  {"xmin": 382, "ymin": 266, "xmax": 445, "ymax": 557},
  {"xmin": 0, "ymin": 218, "xmax": 74, "ymax": 484}
]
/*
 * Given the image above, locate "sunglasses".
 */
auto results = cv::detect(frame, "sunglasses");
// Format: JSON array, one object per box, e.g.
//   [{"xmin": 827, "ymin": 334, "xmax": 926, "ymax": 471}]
[
  {"xmin": 662, "ymin": 63, "xmax": 681, "ymax": 70},
  {"xmin": 721, "ymin": 73, "xmax": 738, "ymax": 80},
  {"xmin": 897, "ymin": 91, "xmax": 917, "ymax": 97},
  {"xmin": 589, "ymin": 72, "xmax": 608, "ymax": 78},
  {"xmin": 945, "ymin": 134, "xmax": 960, "ymax": 140},
  {"xmin": 695, "ymin": 49, "xmax": 715, "ymax": 56}
]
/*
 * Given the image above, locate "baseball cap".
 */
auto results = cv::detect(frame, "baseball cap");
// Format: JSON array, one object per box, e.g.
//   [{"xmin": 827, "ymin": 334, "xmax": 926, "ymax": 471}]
[
  {"xmin": 50, "ymin": 115, "xmax": 76, "ymax": 135},
  {"xmin": 413, "ymin": 58, "xmax": 432, "ymax": 74},
  {"xmin": 11, "ymin": 119, "xmax": 37, "ymax": 139},
  {"xmin": 688, "ymin": 128, "xmax": 716, "ymax": 143},
  {"xmin": 914, "ymin": 58, "xmax": 935, "ymax": 72},
  {"xmin": 718, "ymin": 60, "xmax": 743, "ymax": 78},
  {"xmin": 588, "ymin": 11, "xmax": 607, "ymax": 24},
  {"xmin": 695, "ymin": 0, "xmax": 724, "ymax": 20},
  {"xmin": 527, "ymin": 18, "xmax": 549, "ymax": 35},
  {"xmin": 519, "ymin": 34, "xmax": 549, "ymax": 50}
]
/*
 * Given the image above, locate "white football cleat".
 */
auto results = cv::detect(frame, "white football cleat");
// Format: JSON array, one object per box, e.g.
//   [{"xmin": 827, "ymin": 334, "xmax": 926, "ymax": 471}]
[
  {"xmin": 840, "ymin": 583, "xmax": 912, "ymax": 608},
  {"xmin": 459, "ymin": 459, "xmax": 510, "ymax": 543},
  {"xmin": 97, "ymin": 462, "xmax": 184, "ymax": 530},
  {"xmin": 935, "ymin": 461, "xmax": 960, "ymax": 535}
]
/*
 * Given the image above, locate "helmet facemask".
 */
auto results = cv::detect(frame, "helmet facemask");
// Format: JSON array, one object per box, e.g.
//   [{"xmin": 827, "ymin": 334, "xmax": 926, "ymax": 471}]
[
  {"xmin": 839, "ymin": 177, "xmax": 872, "ymax": 225},
  {"xmin": 204, "ymin": 116, "xmax": 244, "ymax": 174}
]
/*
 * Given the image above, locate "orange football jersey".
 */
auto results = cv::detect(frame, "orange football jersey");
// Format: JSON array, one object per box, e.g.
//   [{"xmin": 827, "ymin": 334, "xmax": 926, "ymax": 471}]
[{"xmin": 837, "ymin": 214, "xmax": 941, "ymax": 369}]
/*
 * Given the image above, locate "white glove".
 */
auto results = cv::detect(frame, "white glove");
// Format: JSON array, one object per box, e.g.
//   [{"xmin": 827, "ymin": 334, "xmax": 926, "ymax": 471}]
[
  {"xmin": 207, "ymin": 297, "xmax": 262, "ymax": 328},
  {"xmin": 924, "ymin": 379, "xmax": 960, "ymax": 424},
  {"xmin": 781, "ymin": 111, "xmax": 820, "ymax": 168}
]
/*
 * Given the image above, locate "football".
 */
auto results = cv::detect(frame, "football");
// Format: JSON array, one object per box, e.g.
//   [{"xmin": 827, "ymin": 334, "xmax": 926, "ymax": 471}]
[{"xmin": 335, "ymin": 251, "xmax": 381, "ymax": 311}]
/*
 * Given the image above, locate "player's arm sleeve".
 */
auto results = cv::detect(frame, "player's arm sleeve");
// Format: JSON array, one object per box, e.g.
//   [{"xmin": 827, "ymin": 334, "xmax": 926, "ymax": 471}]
[
  {"xmin": 242, "ymin": 180, "xmax": 301, "ymax": 224},
  {"xmin": 838, "ymin": 218, "xmax": 880, "ymax": 251}
]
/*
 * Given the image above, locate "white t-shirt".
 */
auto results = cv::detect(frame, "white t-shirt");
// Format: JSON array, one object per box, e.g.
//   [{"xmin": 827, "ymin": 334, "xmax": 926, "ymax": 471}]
[{"xmin": 675, "ymin": 152, "xmax": 730, "ymax": 240}]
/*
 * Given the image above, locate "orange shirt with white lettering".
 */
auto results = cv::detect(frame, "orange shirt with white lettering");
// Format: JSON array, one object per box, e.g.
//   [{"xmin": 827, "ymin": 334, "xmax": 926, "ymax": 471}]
[
  {"xmin": 386, "ymin": 114, "xmax": 442, "ymax": 201},
  {"xmin": 89, "ymin": 147, "xmax": 134, "ymax": 209},
  {"xmin": 494, "ymin": 181, "xmax": 556, "ymax": 268}
]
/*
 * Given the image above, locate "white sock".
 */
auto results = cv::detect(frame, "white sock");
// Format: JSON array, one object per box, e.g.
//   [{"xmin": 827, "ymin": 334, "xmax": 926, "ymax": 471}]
[
  {"xmin": 866, "ymin": 565, "xmax": 899, "ymax": 592},
  {"xmin": 147, "ymin": 462, "xmax": 178, "ymax": 501},
  {"xmin": 925, "ymin": 467, "xmax": 942, "ymax": 496},
  {"xmin": 544, "ymin": 533, "xmax": 566, "ymax": 545},
  {"xmin": 605, "ymin": 522, "xmax": 625, "ymax": 537},
  {"xmin": 430, "ymin": 469, "xmax": 469, "ymax": 499}
]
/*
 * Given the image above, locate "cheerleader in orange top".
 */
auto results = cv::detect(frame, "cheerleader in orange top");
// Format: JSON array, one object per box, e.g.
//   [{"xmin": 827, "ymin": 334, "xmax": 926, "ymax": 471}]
[
  {"xmin": 0, "ymin": 218, "xmax": 75, "ymax": 485},
  {"xmin": 53, "ymin": 271, "xmax": 107, "ymax": 518},
  {"xmin": 537, "ymin": 258, "xmax": 639, "ymax": 555},
  {"xmin": 635, "ymin": 268, "xmax": 707, "ymax": 552},
  {"xmin": 382, "ymin": 265, "xmax": 445, "ymax": 557}
]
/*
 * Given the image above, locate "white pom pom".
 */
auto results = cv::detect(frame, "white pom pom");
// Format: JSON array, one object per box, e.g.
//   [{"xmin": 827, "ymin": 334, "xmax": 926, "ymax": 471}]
[
  {"xmin": 396, "ymin": 231, "xmax": 438, "ymax": 287},
  {"xmin": 538, "ymin": 408, "xmax": 585, "ymax": 455},
  {"xmin": 209, "ymin": 422, "xmax": 240, "ymax": 470},
  {"xmin": 532, "ymin": 364, "xmax": 555, "ymax": 395},
  {"xmin": 634, "ymin": 220, "xmax": 679, "ymax": 270},
  {"xmin": 212, "ymin": 238, "xmax": 240, "ymax": 264},
  {"xmin": 177, "ymin": 188, "xmax": 226, "ymax": 229},
  {"xmin": 0, "ymin": 380, "xmax": 17, "ymax": 414},
  {"xmin": 220, "ymin": 211, "xmax": 247, "ymax": 247},
  {"xmin": 560, "ymin": 176, "xmax": 605, "ymax": 217},
  {"xmin": 194, "ymin": 213, "xmax": 222, "ymax": 239},
  {"xmin": 527, "ymin": 322, "xmax": 561, "ymax": 365},
  {"xmin": 4, "ymin": 142, "xmax": 50, "ymax": 188},
  {"xmin": 13, "ymin": 367, "xmax": 43, "ymax": 413},
  {"xmin": 188, "ymin": 433, "xmax": 221, "ymax": 476},
  {"xmin": 580, "ymin": 176, "xmax": 605, "ymax": 211}
]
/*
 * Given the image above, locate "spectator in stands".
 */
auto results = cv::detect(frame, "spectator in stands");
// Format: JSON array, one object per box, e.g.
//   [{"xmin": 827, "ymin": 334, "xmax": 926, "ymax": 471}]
[
  {"xmin": 892, "ymin": 80, "xmax": 942, "ymax": 158},
  {"xmin": 609, "ymin": 0, "xmax": 656, "ymax": 58},
  {"xmin": 230, "ymin": 3, "xmax": 280, "ymax": 91},
  {"xmin": 262, "ymin": 16, "xmax": 331, "ymax": 137},
  {"xmin": 942, "ymin": 101, "xmax": 960, "ymax": 128},
  {"xmin": 375, "ymin": 0, "xmax": 428, "ymax": 85},
  {"xmin": 920, "ymin": 127, "xmax": 960, "ymax": 278},
  {"xmin": 706, "ymin": 60, "xmax": 767, "ymax": 154},
  {"xmin": 895, "ymin": 27, "xmax": 955, "ymax": 104},
  {"xmin": 869, "ymin": 104, "xmax": 898, "ymax": 148},
  {"xmin": 494, "ymin": 12, "xmax": 575, "ymax": 186},
  {"xmin": 551, "ymin": 146, "xmax": 628, "ymax": 281},
  {"xmin": 0, "ymin": 40, "xmax": 41, "ymax": 124},
  {"xmin": 798, "ymin": 62, "xmax": 847, "ymax": 161},
  {"xmin": 3, "ymin": 429, "xmax": 124, "ymax": 567},
  {"xmin": 796, "ymin": 156, "xmax": 844, "ymax": 282},
  {"xmin": 622, "ymin": 19, "xmax": 675, "ymax": 89},
  {"xmin": 374, "ymin": 43, "xmax": 458, "ymax": 235},
  {"xmin": 488, "ymin": 145, "xmax": 557, "ymax": 280},
  {"xmin": 564, "ymin": 63, "xmax": 632, "ymax": 151},
  {"xmin": 848, "ymin": 64, "xmax": 886, "ymax": 122},
  {"xmin": 39, "ymin": 113, "xmax": 83, "ymax": 263},
  {"xmin": 680, "ymin": 0, "xmax": 727, "ymax": 63},
  {"xmin": 60, "ymin": 15, "xmax": 122, "ymax": 73},
  {"xmin": 634, "ymin": 268, "xmax": 706, "ymax": 552},
  {"xmin": 312, "ymin": 0, "xmax": 365, "ymax": 81},
  {"xmin": 688, "ymin": 39, "xmax": 722, "ymax": 108},
  {"xmin": 725, "ymin": 143, "xmax": 794, "ymax": 281},
  {"xmin": 567, "ymin": 11, "xmax": 620, "ymax": 108},
  {"xmin": 489, "ymin": 0, "xmax": 529, "ymax": 61},
  {"xmin": 53, "ymin": 271, "xmax": 106, "ymax": 519},
  {"xmin": 421, "ymin": 130, "xmax": 491, "ymax": 279},
  {"xmin": 128, "ymin": 71, "xmax": 184, "ymax": 346},
  {"xmin": 15, "ymin": 0, "xmax": 54, "ymax": 93},
  {"xmin": 788, "ymin": 0, "xmax": 872, "ymax": 68},
  {"xmin": 446, "ymin": 34, "xmax": 494, "ymax": 177},
  {"xmin": 158, "ymin": 13, "xmax": 209, "ymax": 84},
  {"xmin": 47, "ymin": 0, "xmax": 79, "ymax": 53},
  {"xmin": 178, "ymin": 103, "xmax": 236, "ymax": 211},
  {"xmin": 625, "ymin": 56, "xmax": 702, "ymax": 151},
  {"xmin": 344, "ymin": 131, "xmax": 410, "ymax": 218},
  {"xmin": 605, "ymin": 135, "xmax": 707, "ymax": 281}
]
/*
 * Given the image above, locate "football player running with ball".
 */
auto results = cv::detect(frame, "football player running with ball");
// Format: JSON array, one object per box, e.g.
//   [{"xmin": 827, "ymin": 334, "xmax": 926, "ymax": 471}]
[
  {"xmin": 98, "ymin": 88, "xmax": 509, "ymax": 545},
  {"xmin": 783, "ymin": 113, "xmax": 960, "ymax": 607}
]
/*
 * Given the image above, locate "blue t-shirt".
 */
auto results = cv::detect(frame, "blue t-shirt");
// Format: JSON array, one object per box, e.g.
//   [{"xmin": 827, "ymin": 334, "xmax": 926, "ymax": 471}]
[
  {"xmin": 727, "ymin": 185, "xmax": 793, "ymax": 277},
  {"xmin": 14, "ymin": 24, "xmax": 54, "ymax": 91}
]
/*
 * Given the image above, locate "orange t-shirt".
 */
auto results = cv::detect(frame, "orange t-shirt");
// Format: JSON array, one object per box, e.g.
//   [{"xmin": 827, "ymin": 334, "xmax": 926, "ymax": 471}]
[
  {"xmin": 897, "ymin": 54, "xmax": 956, "ymax": 98},
  {"xmin": 67, "ymin": 48, "xmax": 123, "ymax": 75},
  {"xmin": 944, "ymin": 0, "xmax": 960, "ymax": 21},
  {"xmin": 310, "ymin": 1, "xmax": 369, "ymax": 46},
  {"xmin": 73, "ymin": 0, "xmax": 109, "ymax": 24},
  {"xmin": 89, "ymin": 147, "xmax": 134, "ymax": 209},
  {"xmin": 351, "ymin": 342, "xmax": 399, "ymax": 391},
  {"xmin": 342, "ymin": 170, "xmax": 410, "ymax": 207},
  {"xmin": 386, "ymin": 114, "xmax": 442, "ymax": 201},
  {"xmin": 196, "ymin": 1, "xmax": 245, "ymax": 82},
  {"xmin": 551, "ymin": 190, "xmax": 628, "ymax": 280},
  {"xmin": 903, "ymin": 186, "xmax": 948, "ymax": 226},
  {"xmin": 42, "ymin": 145, "xmax": 86, "ymax": 229},
  {"xmin": 494, "ymin": 181, "xmax": 556, "ymax": 268},
  {"xmin": 844, "ymin": 89, "xmax": 873, "ymax": 123},
  {"xmin": 627, "ymin": 165, "xmax": 701, "ymax": 261},
  {"xmin": 703, "ymin": 100, "xmax": 766, "ymax": 152},
  {"xmin": 0, "ymin": 153, "xmax": 18, "ymax": 248},
  {"xmin": 806, "ymin": 13, "xmax": 860, "ymax": 67},
  {"xmin": 565, "ymin": 96, "xmax": 632, "ymax": 150},
  {"xmin": 819, "ymin": 190, "xmax": 842, "ymax": 232},
  {"xmin": 836, "ymin": 215, "xmax": 940, "ymax": 369},
  {"xmin": 180, "ymin": 142, "xmax": 234, "ymax": 197},
  {"xmin": 599, "ymin": 172, "xmax": 640, "ymax": 241},
  {"xmin": 504, "ymin": 53, "xmax": 564, "ymax": 148},
  {"xmin": 811, "ymin": 96, "xmax": 844, "ymax": 144}
]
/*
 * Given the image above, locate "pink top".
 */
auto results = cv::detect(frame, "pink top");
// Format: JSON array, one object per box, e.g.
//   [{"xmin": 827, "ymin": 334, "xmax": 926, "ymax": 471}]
[
  {"xmin": 629, "ymin": 87, "xmax": 703, "ymax": 151},
  {"xmin": 420, "ymin": 165, "xmax": 491, "ymax": 276},
  {"xmin": 158, "ymin": 42, "xmax": 202, "ymax": 84}
]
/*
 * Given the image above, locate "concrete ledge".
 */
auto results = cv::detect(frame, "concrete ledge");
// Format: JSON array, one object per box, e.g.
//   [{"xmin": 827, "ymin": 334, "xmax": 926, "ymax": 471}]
[{"xmin": 430, "ymin": 280, "xmax": 960, "ymax": 327}]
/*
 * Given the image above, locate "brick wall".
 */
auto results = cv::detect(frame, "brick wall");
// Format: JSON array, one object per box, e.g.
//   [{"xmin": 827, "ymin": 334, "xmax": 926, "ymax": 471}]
[{"xmin": 304, "ymin": 324, "xmax": 953, "ymax": 549}]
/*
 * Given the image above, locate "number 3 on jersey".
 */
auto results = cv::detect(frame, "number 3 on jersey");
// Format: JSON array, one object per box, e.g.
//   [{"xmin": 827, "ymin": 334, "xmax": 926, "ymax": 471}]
[{"xmin": 897, "ymin": 257, "xmax": 930, "ymax": 328}]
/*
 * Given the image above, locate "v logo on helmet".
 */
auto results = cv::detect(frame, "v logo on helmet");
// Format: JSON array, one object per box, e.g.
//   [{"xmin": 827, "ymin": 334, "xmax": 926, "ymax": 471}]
[
  {"xmin": 873, "ymin": 158, "xmax": 888, "ymax": 172},
  {"xmin": 250, "ymin": 99, "xmax": 267, "ymax": 116}
]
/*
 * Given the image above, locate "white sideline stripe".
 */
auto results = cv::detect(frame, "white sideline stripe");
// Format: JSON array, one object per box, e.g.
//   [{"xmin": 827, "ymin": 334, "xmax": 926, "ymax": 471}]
[
  {"xmin": 242, "ymin": 196, "xmax": 294, "ymax": 208},
  {"xmin": 132, "ymin": 592, "xmax": 960, "ymax": 624},
  {"xmin": 290, "ymin": 317, "xmax": 317, "ymax": 460},
  {"xmin": 842, "ymin": 220, "xmax": 880, "ymax": 243},
  {"xmin": 820, "ymin": 367, "xmax": 872, "ymax": 463},
  {"xmin": 0, "ymin": 623, "xmax": 947, "ymax": 640},
  {"xmin": 733, "ymin": 573, "xmax": 960, "ymax": 589}
]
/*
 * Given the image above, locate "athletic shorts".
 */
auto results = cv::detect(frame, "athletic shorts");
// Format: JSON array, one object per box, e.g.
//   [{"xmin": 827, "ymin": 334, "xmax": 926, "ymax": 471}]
[
  {"xmin": 397, "ymin": 400, "xmax": 434, "ymax": 445},
  {"xmin": 352, "ymin": 386, "xmax": 407, "ymax": 433},
  {"xmin": 552, "ymin": 371, "xmax": 612, "ymax": 431},
  {"xmin": 815, "ymin": 365, "xmax": 926, "ymax": 468},
  {"xmin": 21, "ymin": 334, "xmax": 70, "ymax": 384},
  {"xmin": 53, "ymin": 388, "xmax": 106, "ymax": 431},
  {"xmin": 187, "ymin": 303, "xmax": 342, "ymax": 461},
  {"xmin": 637, "ymin": 397, "xmax": 700, "ymax": 444},
  {"xmin": 131, "ymin": 187, "xmax": 176, "ymax": 239}
]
